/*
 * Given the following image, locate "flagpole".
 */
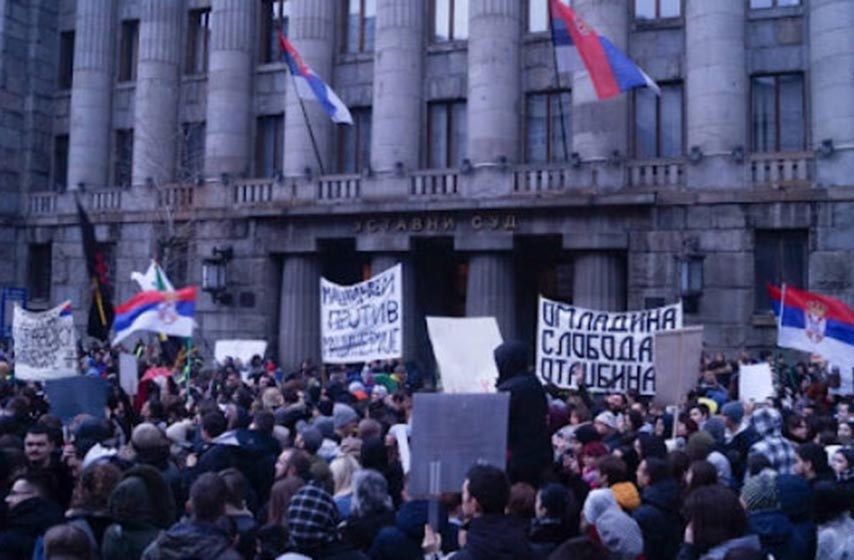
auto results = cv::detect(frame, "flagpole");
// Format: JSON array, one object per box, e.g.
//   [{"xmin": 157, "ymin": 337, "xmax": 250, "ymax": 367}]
[
  {"xmin": 548, "ymin": 0, "xmax": 571, "ymax": 163},
  {"xmin": 778, "ymin": 283, "xmax": 787, "ymax": 332}
]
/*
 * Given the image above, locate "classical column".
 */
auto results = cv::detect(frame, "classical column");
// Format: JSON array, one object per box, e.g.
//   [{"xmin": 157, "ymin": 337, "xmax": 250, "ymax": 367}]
[
  {"xmin": 371, "ymin": 254, "xmax": 417, "ymax": 362},
  {"xmin": 571, "ymin": 0, "xmax": 628, "ymax": 184},
  {"xmin": 810, "ymin": 0, "xmax": 854, "ymax": 186},
  {"xmin": 283, "ymin": 0, "xmax": 335, "ymax": 177},
  {"xmin": 68, "ymin": 0, "xmax": 115, "ymax": 190},
  {"xmin": 132, "ymin": 0, "xmax": 184, "ymax": 186},
  {"xmin": 465, "ymin": 253, "xmax": 517, "ymax": 340},
  {"xmin": 204, "ymin": 0, "xmax": 254, "ymax": 177},
  {"xmin": 467, "ymin": 0, "xmax": 521, "ymax": 164},
  {"xmin": 279, "ymin": 255, "xmax": 321, "ymax": 370},
  {"xmin": 573, "ymin": 253, "xmax": 626, "ymax": 311},
  {"xmin": 370, "ymin": 0, "xmax": 423, "ymax": 173},
  {"xmin": 685, "ymin": 0, "xmax": 747, "ymax": 188}
]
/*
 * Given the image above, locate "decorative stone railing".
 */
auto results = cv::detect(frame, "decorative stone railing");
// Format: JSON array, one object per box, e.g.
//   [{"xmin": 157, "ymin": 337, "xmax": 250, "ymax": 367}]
[
  {"xmin": 156, "ymin": 185, "xmax": 194, "ymax": 209},
  {"xmin": 626, "ymin": 159, "xmax": 684, "ymax": 188},
  {"xmin": 317, "ymin": 174, "xmax": 361, "ymax": 201},
  {"xmin": 750, "ymin": 152, "xmax": 813, "ymax": 189},
  {"xmin": 28, "ymin": 193, "xmax": 57, "ymax": 215},
  {"xmin": 513, "ymin": 164, "xmax": 575, "ymax": 193},
  {"xmin": 410, "ymin": 169, "xmax": 459, "ymax": 197},
  {"xmin": 90, "ymin": 189, "xmax": 122, "ymax": 211},
  {"xmin": 233, "ymin": 179, "xmax": 274, "ymax": 206}
]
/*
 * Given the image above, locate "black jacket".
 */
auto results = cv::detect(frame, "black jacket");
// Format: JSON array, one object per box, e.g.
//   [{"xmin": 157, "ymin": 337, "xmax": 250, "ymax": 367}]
[
  {"xmin": 141, "ymin": 520, "xmax": 242, "ymax": 560},
  {"xmin": 452, "ymin": 514, "xmax": 533, "ymax": 560},
  {"xmin": 0, "ymin": 497, "xmax": 64, "ymax": 560},
  {"xmin": 633, "ymin": 479, "xmax": 683, "ymax": 560}
]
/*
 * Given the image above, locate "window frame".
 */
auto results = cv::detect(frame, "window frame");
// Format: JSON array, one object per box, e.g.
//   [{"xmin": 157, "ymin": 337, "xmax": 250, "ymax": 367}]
[
  {"xmin": 632, "ymin": 0, "xmax": 683, "ymax": 21},
  {"xmin": 180, "ymin": 122, "xmax": 206, "ymax": 182},
  {"xmin": 336, "ymin": 108, "xmax": 372, "ymax": 173},
  {"xmin": 748, "ymin": 0, "xmax": 801, "ymax": 9},
  {"xmin": 27, "ymin": 244, "xmax": 52, "ymax": 302},
  {"xmin": 52, "ymin": 134, "xmax": 70, "ymax": 192},
  {"xmin": 430, "ymin": 0, "xmax": 467, "ymax": 43},
  {"xmin": 632, "ymin": 81, "xmax": 684, "ymax": 159},
  {"xmin": 524, "ymin": 89, "xmax": 572, "ymax": 164},
  {"xmin": 750, "ymin": 72, "xmax": 806, "ymax": 153},
  {"xmin": 185, "ymin": 8, "xmax": 211, "ymax": 75},
  {"xmin": 113, "ymin": 128, "xmax": 134, "ymax": 188},
  {"xmin": 117, "ymin": 19, "xmax": 140, "ymax": 83},
  {"xmin": 341, "ymin": 0, "xmax": 376, "ymax": 54},
  {"xmin": 753, "ymin": 229, "xmax": 809, "ymax": 312},
  {"xmin": 57, "ymin": 30, "xmax": 75, "ymax": 90},
  {"xmin": 259, "ymin": 0, "xmax": 289, "ymax": 64},
  {"xmin": 254, "ymin": 114, "xmax": 285, "ymax": 178},
  {"xmin": 426, "ymin": 99, "xmax": 467, "ymax": 169}
]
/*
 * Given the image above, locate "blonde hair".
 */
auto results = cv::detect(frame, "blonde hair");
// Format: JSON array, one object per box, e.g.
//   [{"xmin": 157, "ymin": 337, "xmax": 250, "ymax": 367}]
[{"xmin": 330, "ymin": 454, "xmax": 360, "ymax": 497}]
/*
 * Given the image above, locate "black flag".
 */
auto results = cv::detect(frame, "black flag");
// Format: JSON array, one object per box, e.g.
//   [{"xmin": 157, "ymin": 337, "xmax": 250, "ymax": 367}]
[{"xmin": 77, "ymin": 201, "xmax": 115, "ymax": 341}]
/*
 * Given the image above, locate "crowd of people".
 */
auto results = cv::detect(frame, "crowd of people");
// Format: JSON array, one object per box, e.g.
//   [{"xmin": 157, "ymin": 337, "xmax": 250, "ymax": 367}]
[{"xmin": 0, "ymin": 339, "xmax": 849, "ymax": 559}]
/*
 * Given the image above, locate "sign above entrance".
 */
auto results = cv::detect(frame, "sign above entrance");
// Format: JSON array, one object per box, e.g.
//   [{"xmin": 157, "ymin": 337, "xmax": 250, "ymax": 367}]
[{"xmin": 354, "ymin": 213, "xmax": 518, "ymax": 235}]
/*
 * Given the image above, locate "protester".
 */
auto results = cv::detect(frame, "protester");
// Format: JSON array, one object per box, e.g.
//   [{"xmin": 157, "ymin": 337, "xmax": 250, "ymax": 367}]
[
  {"xmin": 0, "ymin": 471, "xmax": 65, "ymax": 559},
  {"xmin": 634, "ymin": 457, "xmax": 682, "ymax": 560},
  {"xmin": 581, "ymin": 488, "xmax": 644, "ymax": 559},
  {"xmin": 677, "ymin": 485, "xmax": 761, "ymax": 560}
]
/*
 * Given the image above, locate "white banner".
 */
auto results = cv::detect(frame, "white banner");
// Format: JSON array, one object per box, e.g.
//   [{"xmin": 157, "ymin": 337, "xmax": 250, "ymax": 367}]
[
  {"xmin": 536, "ymin": 296, "xmax": 683, "ymax": 395},
  {"xmin": 214, "ymin": 340, "xmax": 268, "ymax": 366},
  {"xmin": 426, "ymin": 316, "xmax": 502, "ymax": 394},
  {"xmin": 320, "ymin": 264, "xmax": 403, "ymax": 363},
  {"xmin": 13, "ymin": 302, "xmax": 78, "ymax": 381}
]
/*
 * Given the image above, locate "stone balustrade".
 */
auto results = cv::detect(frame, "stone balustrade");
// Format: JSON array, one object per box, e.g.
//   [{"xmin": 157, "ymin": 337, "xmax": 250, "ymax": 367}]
[
  {"xmin": 750, "ymin": 152, "xmax": 813, "ymax": 189},
  {"xmin": 627, "ymin": 159, "xmax": 684, "ymax": 188},
  {"xmin": 317, "ymin": 174, "xmax": 361, "ymax": 201},
  {"xmin": 410, "ymin": 169, "xmax": 459, "ymax": 197}
]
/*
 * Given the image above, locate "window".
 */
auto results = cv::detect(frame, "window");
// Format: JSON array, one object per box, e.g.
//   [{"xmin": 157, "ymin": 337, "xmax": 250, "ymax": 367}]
[
  {"xmin": 754, "ymin": 230, "xmax": 807, "ymax": 312},
  {"xmin": 114, "ymin": 129, "xmax": 134, "ymax": 187},
  {"xmin": 336, "ymin": 108, "xmax": 371, "ymax": 173},
  {"xmin": 342, "ymin": 0, "xmax": 376, "ymax": 53},
  {"xmin": 427, "ymin": 100, "xmax": 467, "ymax": 168},
  {"xmin": 634, "ymin": 0, "xmax": 681, "ymax": 20},
  {"xmin": 53, "ymin": 135, "xmax": 69, "ymax": 191},
  {"xmin": 526, "ymin": 90, "xmax": 572, "ymax": 163},
  {"xmin": 432, "ymin": 0, "xmax": 468, "ymax": 42},
  {"xmin": 750, "ymin": 0, "xmax": 800, "ymax": 8},
  {"xmin": 28, "ymin": 245, "xmax": 52, "ymax": 301},
  {"xmin": 752, "ymin": 74, "xmax": 805, "ymax": 153},
  {"xmin": 118, "ymin": 20, "xmax": 139, "ymax": 82},
  {"xmin": 57, "ymin": 31, "xmax": 75, "ymax": 89},
  {"xmin": 634, "ymin": 82, "xmax": 683, "ymax": 158},
  {"xmin": 528, "ymin": 0, "xmax": 570, "ymax": 33},
  {"xmin": 160, "ymin": 240, "xmax": 189, "ymax": 288},
  {"xmin": 260, "ymin": 0, "xmax": 289, "ymax": 63},
  {"xmin": 255, "ymin": 115, "xmax": 284, "ymax": 177},
  {"xmin": 186, "ymin": 9, "xmax": 211, "ymax": 74},
  {"xmin": 180, "ymin": 123, "xmax": 206, "ymax": 181}
]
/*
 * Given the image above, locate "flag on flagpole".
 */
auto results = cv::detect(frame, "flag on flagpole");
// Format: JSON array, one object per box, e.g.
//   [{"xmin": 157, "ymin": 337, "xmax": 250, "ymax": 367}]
[
  {"xmin": 77, "ymin": 200, "xmax": 115, "ymax": 341},
  {"xmin": 131, "ymin": 260, "xmax": 175, "ymax": 293},
  {"xmin": 767, "ymin": 283, "xmax": 854, "ymax": 367},
  {"xmin": 549, "ymin": 0, "xmax": 660, "ymax": 100},
  {"xmin": 279, "ymin": 31, "xmax": 353, "ymax": 125},
  {"xmin": 112, "ymin": 287, "xmax": 197, "ymax": 346}
]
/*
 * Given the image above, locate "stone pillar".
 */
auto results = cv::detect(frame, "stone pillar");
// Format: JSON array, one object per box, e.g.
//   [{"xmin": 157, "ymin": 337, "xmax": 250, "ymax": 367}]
[
  {"xmin": 370, "ymin": 0, "xmax": 423, "ymax": 174},
  {"xmin": 685, "ymin": 0, "xmax": 747, "ymax": 188},
  {"xmin": 279, "ymin": 255, "xmax": 320, "ymax": 370},
  {"xmin": 68, "ymin": 0, "xmax": 115, "ymax": 190},
  {"xmin": 465, "ymin": 253, "xmax": 517, "ymax": 340},
  {"xmin": 467, "ymin": 0, "xmax": 521, "ymax": 164},
  {"xmin": 810, "ymin": 0, "xmax": 854, "ymax": 186},
  {"xmin": 371, "ymin": 254, "xmax": 417, "ymax": 362},
  {"xmin": 132, "ymin": 0, "xmax": 184, "ymax": 186},
  {"xmin": 283, "ymin": 0, "xmax": 335, "ymax": 177},
  {"xmin": 204, "ymin": 0, "xmax": 255, "ymax": 178},
  {"xmin": 571, "ymin": 0, "xmax": 627, "ymax": 188},
  {"xmin": 573, "ymin": 253, "xmax": 626, "ymax": 311}
]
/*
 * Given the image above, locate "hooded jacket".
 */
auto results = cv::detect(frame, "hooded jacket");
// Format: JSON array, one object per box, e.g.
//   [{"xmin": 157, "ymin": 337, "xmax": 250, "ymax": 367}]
[
  {"xmin": 452, "ymin": 514, "xmax": 533, "ymax": 560},
  {"xmin": 141, "ymin": 520, "xmax": 242, "ymax": 560},
  {"xmin": 633, "ymin": 478, "xmax": 682, "ymax": 560},
  {"xmin": 749, "ymin": 408, "xmax": 797, "ymax": 475},
  {"xmin": 0, "ymin": 497, "xmax": 64, "ymax": 560}
]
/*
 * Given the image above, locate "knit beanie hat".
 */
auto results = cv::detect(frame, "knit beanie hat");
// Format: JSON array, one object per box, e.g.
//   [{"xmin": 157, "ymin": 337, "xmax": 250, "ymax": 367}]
[
  {"xmin": 333, "ymin": 403, "xmax": 359, "ymax": 431},
  {"xmin": 741, "ymin": 472, "xmax": 779, "ymax": 512},
  {"xmin": 610, "ymin": 481, "xmax": 641, "ymax": 512},
  {"xmin": 686, "ymin": 431, "xmax": 715, "ymax": 460},
  {"xmin": 575, "ymin": 423, "xmax": 601, "ymax": 445},
  {"xmin": 721, "ymin": 401, "xmax": 744, "ymax": 425},
  {"xmin": 702, "ymin": 417, "xmax": 727, "ymax": 447}
]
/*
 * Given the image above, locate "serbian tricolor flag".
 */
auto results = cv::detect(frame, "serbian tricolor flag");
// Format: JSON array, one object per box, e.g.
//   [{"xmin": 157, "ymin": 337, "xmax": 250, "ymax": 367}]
[
  {"xmin": 550, "ymin": 0, "xmax": 659, "ymax": 100},
  {"xmin": 112, "ymin": 287, "xmax": 197, "ymax": 345},
  {"xmin": 767, "ymin": 283, "xmax": 854, "ymax": 367},
  {"xmin": 279, "ymin": 31, "xmax": 352, "ymax": 125}
]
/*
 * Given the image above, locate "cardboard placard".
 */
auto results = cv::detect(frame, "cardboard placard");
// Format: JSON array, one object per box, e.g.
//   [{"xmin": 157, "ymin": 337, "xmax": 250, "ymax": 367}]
[
  {"xmin": 426, "ymin": 317, "xmax": 503, "ymax": 393},
  {"xmin": 653, "ymin": 326, "xmax": 704, "ymax": 406}
]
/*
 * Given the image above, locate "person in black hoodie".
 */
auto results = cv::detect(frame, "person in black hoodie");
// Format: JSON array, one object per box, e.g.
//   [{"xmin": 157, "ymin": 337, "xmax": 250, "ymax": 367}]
[
  {"xmin": 633, "ymin": 457, "xmax": 683, "ymax": 560},
  {"xmin": 529, "ymin": 483, "xmax": 579, "ymax": 558},
  {"xmin": 494, "ymin": 341, "xmax": 552, "ymax": 486},
  {"xmin": 453, "ymin": 464, "xmax": 532, "ymax": 560},
  {"xmin": 0, "ymin": 470, "xmax": 64, "ymax": 560}
]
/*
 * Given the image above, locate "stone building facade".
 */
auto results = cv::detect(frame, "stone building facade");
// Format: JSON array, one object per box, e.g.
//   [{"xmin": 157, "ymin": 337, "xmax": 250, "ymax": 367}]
[{"xmin": 1, "ymin": 0, "xmax": 853, "ymax": 373}]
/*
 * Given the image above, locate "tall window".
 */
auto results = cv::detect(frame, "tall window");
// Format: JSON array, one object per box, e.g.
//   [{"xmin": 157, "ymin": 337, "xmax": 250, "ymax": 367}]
[
  {"xmin": 634, "ymin": 0, "xmax": 681, "ymax": 20},
  {"xmin": 118, "ymin": 20, "xmax": 139, "ymax": 82},
  {"xmin": 186, "ymin": 9, "xmax": 211, "ymax": 74},
  {"xmin": 336, "ymin": 108, "xmax": 371, "ymax": 173},
  {"xmin": 260, "ymin": 0, "xmax": 289, "ymax": 63},
  {"xmin": 27, "ymin": 244, "xmax": 52, "ymax": 302},
  {"xmin": 342, "ymin": 0, "xmax": 376, "ymax": 53},
  {"xmin": 57, "ymin": 31, "xmax": 75, "ymax": 89},
  {"xmin": 432, "ymin": 0, "xmax": 468, "ymax": 42},
  {"xmin": 754, "ymin": 230, "xmax": 807, "ymax": 311},
  {"xmin": 180, "ymin": 123, "xmax": 206, "ymax": 181},
  {"xmin": 752, "ymin": 74, "xmax": 805, "ymax": 153},
  {"xmin": 114, "ymin": 129, "xmax": 134, "ymax": 187},
  {"xmin": 750, "ymin": 0, "xmax": 800, "ymax": 8},
  {"xmin": 528, "ymin": 0, "xmax": 570, "ymax": 33},
  {"xmin": 427, "ymin": 100, "xmax": 467, "ymax": 168},
  {"xmin": 255, "ymin": 115, "xmax": 284, "ymax": 177},
  {"xmin": 634, "ymin": 82, "xmax": 683, "ymax": 158},
  {"xmin": 53, "ymin": 135, "xmax": 69, "ymax": 191},
  {"xmin": 526, "ymin": 91, "xmax": 572, "ymax": 163},
  {"xmin": 160, "ymin": 240, "xmax": 189, "ymax": 288}
]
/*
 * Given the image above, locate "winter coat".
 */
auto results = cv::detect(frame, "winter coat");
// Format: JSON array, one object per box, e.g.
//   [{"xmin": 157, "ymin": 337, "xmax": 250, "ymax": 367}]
[
  {"xmin": 817, "ymin": 513, "xmax": 854, "ymax": 560},
  {"xmin": 343, "ymin": 509, "xmax": 396, "ymax": 552},
  {"xmin": 748, "ymin": 509, "xmax": 811, "ymax": 560},
  {"xmin": 776, "ymin": 473, "xmax": 817, "ymax": 559},
  {"xmin": 0, "ymin": 497, "xmax": 64, "ymax": 560},
  {"xmin": 451, "ymin": 514, "xmax": 533, "ymax": 560},
  {"xmin": 633, "ymin": 479, "xmax": 682, "ymax": 560},
  {"xmin": 369, "ymin": 500, "xmax": 457, "ymax": 560},
  {"xmin": 676, "ymin": 534, "xmax": 762, "ymax": 560},
  {"xmin": 528, "ymin": 517, "xmax": 577, "ymax": 559},
  {"xmin": 283, "ymin": 541, "xmax": 370, "ymax": 560},
  {"xmin": 141, "ymin": 521, "xmax": 242, "ymax": 560}
]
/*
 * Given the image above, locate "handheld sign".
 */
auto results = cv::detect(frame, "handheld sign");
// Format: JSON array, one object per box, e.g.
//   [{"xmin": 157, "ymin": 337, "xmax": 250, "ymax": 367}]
[
  {"xmin": 653, "ymin": 326, "xmax": 704, "ymax": 407},
  {"xmin": 46, "ymin": 376, "xmax": 109, "ymax": 422},
  {"xmin": 426, "ymin": 316, "xmax": 503, "ymax": 393},
  {"xmin": 13, "ymin": 302, "xmax": 77, "ymax": 381},
  {"xmin": 739, "ymin": 363, "xmax": 775, "ymax": 403}
]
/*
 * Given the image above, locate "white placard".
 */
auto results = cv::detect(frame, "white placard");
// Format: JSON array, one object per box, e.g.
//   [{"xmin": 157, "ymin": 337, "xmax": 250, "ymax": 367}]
[
  {"xmin": 13, "ymin": 302, "xmax": 78, "ymax": 381},
  {"xmin": 426, "ymin": 316, "xmax": 503, "ymax": 393},
  {"xmin": 320, "ymin": 264, "xmax": 403, "ymax": 364},
  {"xmin": 214, "ymin": 340, "xmax": 268, "ymax": 366},
  {"xmin": 739, "ymin": 362, "xmax": 775, "ymax": 403},
  {"xmin": 536, "ymin": 296, "xmax": 683, "ymax": 395},
  {"xmin": 653, "ymin": 327, "xmax": 705, "ymax": 406},
  {"xmin": 119, "ymin": 353, "xmax": 139, "ymax": 395}
]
